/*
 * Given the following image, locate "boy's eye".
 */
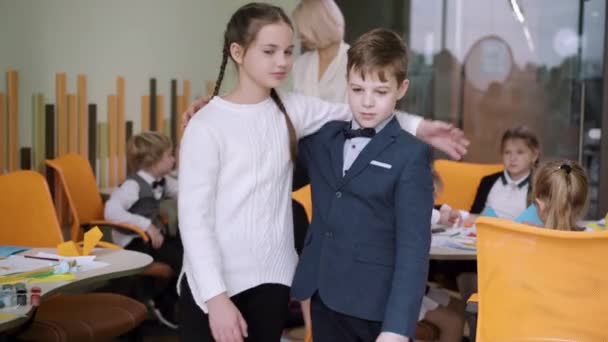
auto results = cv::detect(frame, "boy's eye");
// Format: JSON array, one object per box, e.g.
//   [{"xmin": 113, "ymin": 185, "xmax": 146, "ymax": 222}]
[
  {"xmin": 351, "ymin": 88, "xmax": 362, "ymax": 93},
  {"xmin": 263, "ymin": 50, "xmax": 274, "ymax": 55},
  {"xmin": 285, "ymin": 50, "xmax": 293, "ymax": 56},
  {"xmin": 376, "ymin": 91, "xmax": 388, "ymax": 95}
]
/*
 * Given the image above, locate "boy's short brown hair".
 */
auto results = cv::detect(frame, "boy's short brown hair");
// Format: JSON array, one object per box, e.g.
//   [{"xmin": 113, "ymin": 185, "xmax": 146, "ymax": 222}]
[
  {"xmin": 127, "ymin": 131, "xmax": 172, "ymax": 172},
  {"xmin": 347, "ymin": 28, "xmax": 409, "ymax": 84}
]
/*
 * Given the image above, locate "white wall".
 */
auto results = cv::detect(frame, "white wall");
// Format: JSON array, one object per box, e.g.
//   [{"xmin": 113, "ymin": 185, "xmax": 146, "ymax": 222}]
[{"xmin": 0, "ymin": 0, "xmax": 297, "ymax": 146}]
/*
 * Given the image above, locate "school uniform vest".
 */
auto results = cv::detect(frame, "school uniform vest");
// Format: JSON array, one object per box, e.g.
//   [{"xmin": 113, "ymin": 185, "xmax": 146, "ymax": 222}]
[{"xmin": 126, "ymin": 173, "xmax": 166, "ymax": 230}]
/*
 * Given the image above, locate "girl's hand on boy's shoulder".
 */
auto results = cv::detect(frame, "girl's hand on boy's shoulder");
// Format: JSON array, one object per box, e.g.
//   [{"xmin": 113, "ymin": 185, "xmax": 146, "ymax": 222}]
[
  {"xmin": 416, "ymin": 120, "xmax": 469, "ymax": 160},
  {"xmin": 207, "ymin": 293, "xmax": 248, "ymax": 342},
  {"xmin": 181, "ymin": 96, "xmax": 211, "ymax": 129},
  {"xmin": 376, "ymin": 332, "xmax": 410, "ymax": 342}
]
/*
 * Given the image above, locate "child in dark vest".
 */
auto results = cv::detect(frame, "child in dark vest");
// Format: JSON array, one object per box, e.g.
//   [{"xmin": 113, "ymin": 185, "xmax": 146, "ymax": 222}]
[{"xmin": 105, "ymin": 131, "xmax": 183, "ymax": 329}]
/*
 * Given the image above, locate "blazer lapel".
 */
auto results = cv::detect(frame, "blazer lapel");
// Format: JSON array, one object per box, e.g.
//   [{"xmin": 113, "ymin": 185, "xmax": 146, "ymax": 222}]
[
  {"xmin": 327, "ymin": 122, "xmax": 348, "ymax": 184},
  {"xmin": 338, "ymin": 118, "xmax": 401, "ymax": 189}
]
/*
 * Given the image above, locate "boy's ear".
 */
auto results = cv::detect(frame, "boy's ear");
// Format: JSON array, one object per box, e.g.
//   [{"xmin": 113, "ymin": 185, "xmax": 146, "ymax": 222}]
[
  {"xmin": 230, "ymin": 43, "xmax": 245, "ymax": 64},
  {"xmin": 396, "ymin": 79, "xmax": 409, "ymax": 100}
]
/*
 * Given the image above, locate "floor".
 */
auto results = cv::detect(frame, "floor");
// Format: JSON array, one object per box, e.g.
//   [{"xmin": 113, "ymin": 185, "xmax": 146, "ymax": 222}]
[{"xmin": 137, "ymin": 320, "xmax": 306, "ymax": 342}]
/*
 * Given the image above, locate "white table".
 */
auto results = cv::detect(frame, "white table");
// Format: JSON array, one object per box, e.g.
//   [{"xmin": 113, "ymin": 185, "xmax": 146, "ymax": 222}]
[
  {"xmin": 0, "ymin": 248, "xmax": 152, "ymax": 332},
  {"xmin": 430, "ymin": 224, "xmax": 477, "ymax": 260}
]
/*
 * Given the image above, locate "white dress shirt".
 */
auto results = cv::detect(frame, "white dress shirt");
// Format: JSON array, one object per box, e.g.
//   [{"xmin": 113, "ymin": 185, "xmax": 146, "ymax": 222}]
[
  {"xmin": 342, "ymin": 116, "xmax": 394, "ymax": 175},
  {"xmin": 485, "ymin": 170, "xmax": 530, "ymax": 220},
  {"xmin": 104, "ymin": 170, "xmax": 178, "ymax": 247}
]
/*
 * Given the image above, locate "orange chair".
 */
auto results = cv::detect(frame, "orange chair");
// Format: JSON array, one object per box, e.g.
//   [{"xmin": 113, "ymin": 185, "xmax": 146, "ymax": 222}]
[
  {"xmin": 474, "ymin": 217, "xmax": 608, "ymax": 341},
  {"xmin": 0, "ymin": 170, "xmax": 147, "ymax": 341},
  {"xmin": 45, "ymin": 154, "xmax": 172, "ymax": 278},
  {"xmin": 433, "ymin": 160, "xmax": 503, "ymax": 211},
  {"xmin": 293, "ymin": 184, "xmax": 313, "ymax": 223}
]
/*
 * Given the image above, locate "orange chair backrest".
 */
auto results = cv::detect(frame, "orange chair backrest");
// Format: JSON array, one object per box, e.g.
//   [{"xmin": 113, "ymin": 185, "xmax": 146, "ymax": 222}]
[
  {"xmin": 293, "ymin": 185, "xmax": 312, "ymax": 222},
  {"xmin": 475, "ymin": 217, "xmax": 608, "ymax": 341},
  {"xmin": 46, "ymin": 154, "xmax": 104, "ymax": 241},
  {"xmin": 0, "ymin": 171, "xmax": 64, "ymax": 247},
  {"xmin": 433, "ymin": 160, "xmax": 503, "ymax": 211}
]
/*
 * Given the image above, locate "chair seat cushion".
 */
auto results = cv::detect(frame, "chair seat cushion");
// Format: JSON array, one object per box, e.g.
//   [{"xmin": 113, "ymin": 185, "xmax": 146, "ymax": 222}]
[{"xmin": 18, "ymin": 293, "xmax": 146, "ymax": 341}]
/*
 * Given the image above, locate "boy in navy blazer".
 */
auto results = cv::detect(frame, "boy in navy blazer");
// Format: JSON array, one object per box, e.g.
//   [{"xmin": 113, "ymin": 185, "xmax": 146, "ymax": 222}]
[{"xmin": 291, "ymin": 28, "xmax": 434, "ymax": 342}]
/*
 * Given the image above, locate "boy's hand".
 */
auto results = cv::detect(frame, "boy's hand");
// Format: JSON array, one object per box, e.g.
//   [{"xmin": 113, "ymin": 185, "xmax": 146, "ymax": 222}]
[
  {"xmin": 181, "ymin": 96, "xmax": 211, "ymax": 129},
  {"xmin": 416, "ymin": 120, "xmax": 469, "ymax": 160},
  {"xmin": 146, "ymin": 224, "xmax": 165, "ymax": 249},
  {"xmin": 207, "ymin": 293, "xmax": 248, "ymax": 342},
  {"xmin": 376, "ymin": 332, "xmax": 410, "ymax": 342}
]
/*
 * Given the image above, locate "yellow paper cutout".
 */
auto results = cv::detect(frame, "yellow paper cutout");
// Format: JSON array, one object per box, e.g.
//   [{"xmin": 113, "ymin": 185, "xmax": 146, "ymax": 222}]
[
  {"xmin": 83, "ymin": 227, "xmax": 103, "ymax": 256},
  {"xmin": 0, "ymin": 312, "xmax": 18, "ymax": 321},
  {"xmin": 57, "ymin": 226, "xmax": 103, "ymax": 256},
  {"xmin": 57, "ymin": 241, "xmax": 81, "ymax": 257}
]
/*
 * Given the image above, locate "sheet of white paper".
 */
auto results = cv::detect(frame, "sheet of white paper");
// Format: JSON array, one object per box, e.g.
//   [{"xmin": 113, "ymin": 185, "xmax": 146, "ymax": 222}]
[
  {"xmin": 35, "ymin": 252, "xmax": 96, "ymax": 262},
  {"xmin": 0, "ymin": 256, "xmax": 56, "ymax": 276}
]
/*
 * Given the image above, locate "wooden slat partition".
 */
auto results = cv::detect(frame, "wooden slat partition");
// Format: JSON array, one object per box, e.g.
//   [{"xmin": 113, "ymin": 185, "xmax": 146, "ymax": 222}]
[
  {"xmin": 0, "ymin": 92, "xmax": 4, "ymax": 173},
  {"xmin": 20, "ymin": 148, "xmax": 31, "ymax": 170},
  {"xmin": 7, "ymin": 70, "xmax": 19, "ymax": 171},
  {"xmin": 107, "ymin": 95, "xmax": 117, "ymax": 187},
  {"xmin": 87, "ymin": 104, "xmax": 97, "ymax": 173},
  {"xmin": 178, "ymin": 79, "xmax": 191, "ymax": 142},
  {"xmin": 156, "ymin": 95, "xmax": 164, "ymax": 133},
  {"xmin": 98, "ymin": 123, "xmax": 108, "ymax": 188},
  {"xmin": 68, "ymin": 94, "xmax": 78, "ymax": 153},
  {"xmin": 56, "ymin": 73, "xmax": 67, "ymax": 157},
  {"xmin": 116, "ymin": 76, "xmax": 126, "ymax": 182},
  {"xmin": 32, "ymin": 94, "xmax": 45, "ymax": 171},
  {"xmin": 77, "ymin": 74, "xmax": 87, "ymax": 157},
  {"xmin": 150, "ymin": 78, "xmax": 157, "ymax": 131},
  {"xmin": 141, "ymin": 95, "xmax": 150, "ymax": 131},
  {"xmin": 45, "ymin": 104, "xmax": 56, "ymax": 197},
  {"xmin": 170, "ymin": 79, "xmax": 177, "ymax": 143}
]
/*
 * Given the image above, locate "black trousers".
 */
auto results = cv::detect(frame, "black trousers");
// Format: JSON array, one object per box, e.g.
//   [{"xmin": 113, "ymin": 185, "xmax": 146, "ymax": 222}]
[
  {"xmin": 310, "ymin": 292, "xmax": 382, "ymax": 342},
  {"xmin": 125, "ymin": 236, "xmax": 183, "ymax": 307},
  {"xmin": 179, "ymin": 277, "xmax": 290, "ymax": 342}
]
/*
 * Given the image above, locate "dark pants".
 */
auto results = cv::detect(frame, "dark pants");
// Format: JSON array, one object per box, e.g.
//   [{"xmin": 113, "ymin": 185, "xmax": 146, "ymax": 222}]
[
  {"xmin": 310, "ymin": 292, "xmax": 382, "ymax": 342},
  {"xmin": 179, "ymin": 277, "xmax": 290, "ymax": 342},
  {"xmin": 125, "ymin": 236, "xmax": 183, "ymax": 308}
]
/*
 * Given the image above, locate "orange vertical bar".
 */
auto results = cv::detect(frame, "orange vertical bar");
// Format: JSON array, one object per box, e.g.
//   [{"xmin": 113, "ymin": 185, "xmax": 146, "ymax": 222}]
[
  {"xmin": 68, "ymin": 94, "xmax": 78, "ymax": 153},
  {"xmin": 178, "ymin": 80, "xmax": 191, "ymax": 142},
  {"xmin": 205, "ymin": 80, "xmax": 215, "ymax": 97},
  {"xmin": 156, "ymin": 95, "xmax": 164, "ymax": 133},
  {"xmin": 77, "ymin": 74, "xmax": 87, "ymax": 157},
  {"xmin": 7, "ymin": 70, "xmax": 19, "ymax": 171},
  {"xmin": 116, "ymin": 76, "xmax": 126, "ymax": 182},
  {"xmin": 141, "ymin": 96, "xmax": 149, "ymax": 132},
  {"xmin": 56, "ymin": 72, "xmax": 67, "ymax": 157},
  {"xmin": 0, "ymin": 93, "xmax": 4, "ymax": 173},
  {"xmin": 108, "ymin": 95, "xmax": 117, "ymax": 187}
]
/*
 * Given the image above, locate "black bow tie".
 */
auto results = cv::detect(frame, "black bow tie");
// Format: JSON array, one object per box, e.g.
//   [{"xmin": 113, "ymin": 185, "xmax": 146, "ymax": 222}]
[
  {"xmin": 152, "ymin": 177, "xmax": 165, "ymax": 189},
  {"xmin": 343, "ymin": 127, "xmax": 376, "ymax": 139}
]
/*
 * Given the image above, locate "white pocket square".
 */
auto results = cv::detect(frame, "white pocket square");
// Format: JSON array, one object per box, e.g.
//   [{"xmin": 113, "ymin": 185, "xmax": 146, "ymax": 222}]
[{"xmin": 370, "ymin": 160, "xmax": 392, "ymax": 169}]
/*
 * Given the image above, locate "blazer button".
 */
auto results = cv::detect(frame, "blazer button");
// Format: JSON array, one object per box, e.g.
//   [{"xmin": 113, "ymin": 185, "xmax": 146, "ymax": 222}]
[
  {"xmin": 335, "ymin": 191, "xmax": 342, "ymax": 198},
  {"xmin": 325, "ymin": 232, "xmax": 333, "ymax": 238}
]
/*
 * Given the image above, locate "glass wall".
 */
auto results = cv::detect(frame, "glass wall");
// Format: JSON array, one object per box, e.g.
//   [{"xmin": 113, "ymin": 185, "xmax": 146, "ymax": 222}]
[{"xmin": 337, "ymin": 0, "xmax": 606, "ymax": 217}]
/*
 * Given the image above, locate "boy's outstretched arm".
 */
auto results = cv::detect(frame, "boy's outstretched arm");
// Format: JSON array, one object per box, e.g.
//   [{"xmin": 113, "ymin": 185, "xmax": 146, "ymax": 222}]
[{"xmin": 381, "ymin": 143, "xmax": 434, "ymax": 338}]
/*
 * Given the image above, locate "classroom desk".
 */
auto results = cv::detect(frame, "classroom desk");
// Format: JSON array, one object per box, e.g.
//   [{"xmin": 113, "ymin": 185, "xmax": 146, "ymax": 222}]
[
  {"xmin": 429, "ymin": 245, "xmax": 477, "ymax": 260},
  {"xmin": 0, "ymin": 248, "xmax": 152, "ymax": 333},
  {"xmin": 430, "ymin": 224, "xmax": 477, "ymax": 261}
]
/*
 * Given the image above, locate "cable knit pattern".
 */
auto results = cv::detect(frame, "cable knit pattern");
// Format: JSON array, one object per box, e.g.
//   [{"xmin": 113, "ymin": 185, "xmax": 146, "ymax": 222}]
[{"xmin": 177, "ymin": 92, "xmax": 420, "ymax": 313}]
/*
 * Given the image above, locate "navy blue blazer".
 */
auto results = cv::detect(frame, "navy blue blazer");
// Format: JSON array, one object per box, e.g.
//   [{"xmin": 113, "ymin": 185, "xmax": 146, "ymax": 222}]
[{"xmin": 291, "ymin": 118, "xmax": 433, "ymax": 337}]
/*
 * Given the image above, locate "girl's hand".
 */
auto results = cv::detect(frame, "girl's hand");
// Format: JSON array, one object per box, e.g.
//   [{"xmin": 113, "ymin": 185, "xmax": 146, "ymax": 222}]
[
  {"xmin": 207, "ymin": 293, "xmax": 248, "ymax": 342},
  {"xmin": 416, "ymin": 120, "xmax": 469, "ymax": 160},
  {"xmin": 439, "ymin": 206, "xmax": 462, "ymax": 226},
  {"xmin": 376, "ymin": 332, "xmax": 410, "ymax": 342},
  {"xmin": 181, "ymin": 96, "xmax": 211, "ymax": 129}
]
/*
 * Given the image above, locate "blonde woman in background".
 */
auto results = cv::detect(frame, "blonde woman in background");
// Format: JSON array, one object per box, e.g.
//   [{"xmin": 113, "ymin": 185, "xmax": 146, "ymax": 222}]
[{"xmin": 292, "ymin": 0, "xmax": 349, "ymax": 103}]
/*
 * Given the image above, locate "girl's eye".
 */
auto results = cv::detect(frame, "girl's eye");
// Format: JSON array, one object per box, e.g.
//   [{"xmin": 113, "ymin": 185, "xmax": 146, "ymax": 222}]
[
  {"xmin": 351, "ymin": 88, "xmax": 362, "ymax": 93},
  {"xmin": 264, "ymin": 50, "xmax": 274, "ymax": 55},
  {"xmin": 285, "ymin": 50, "xmax": 293, "ymax": 56}
]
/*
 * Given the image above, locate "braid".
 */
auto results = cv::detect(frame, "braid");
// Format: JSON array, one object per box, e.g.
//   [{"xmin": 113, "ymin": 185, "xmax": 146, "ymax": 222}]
[
  {"xmin": 270, "ymin": 88, "xmax": 297, "ymax": 163},
  {"xmin": 213, "ymin": 39, "xmax": 229, "ymax": 97}
]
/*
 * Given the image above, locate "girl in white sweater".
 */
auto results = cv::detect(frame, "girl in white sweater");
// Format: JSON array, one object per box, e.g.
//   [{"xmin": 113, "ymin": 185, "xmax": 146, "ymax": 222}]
[{"xmin": 178, "ymin": 3, "xmax": 468, "ymax": 342}]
